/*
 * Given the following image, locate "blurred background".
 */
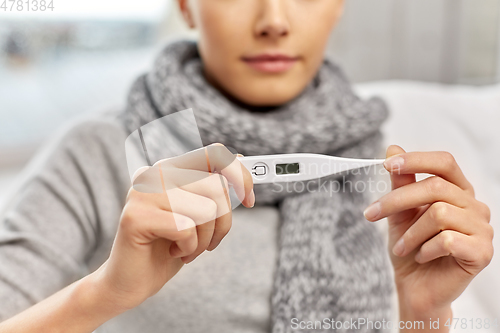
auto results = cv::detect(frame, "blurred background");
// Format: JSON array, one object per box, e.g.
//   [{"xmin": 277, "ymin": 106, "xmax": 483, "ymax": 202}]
[{"xmin": 1, "ymin": 0, "xmax": 500, "ymax": 199}]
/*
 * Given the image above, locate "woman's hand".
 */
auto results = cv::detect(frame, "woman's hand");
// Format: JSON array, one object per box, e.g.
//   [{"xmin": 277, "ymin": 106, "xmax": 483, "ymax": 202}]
[
  {"xmin": 363, "ymin": 145, "xmax": 493, "ymax": 330},
  {"xmin": 92, "ymin": 143, "xmax": 254, "ymax": 311},
  {"xmin": 0, "ymin": 144, "xmax": 254, "ymax": 333}
]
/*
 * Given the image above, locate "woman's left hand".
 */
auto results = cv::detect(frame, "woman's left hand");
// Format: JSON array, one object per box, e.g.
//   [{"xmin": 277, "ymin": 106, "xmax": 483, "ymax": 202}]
[{"xmin": 363, "ymin": 145, "xmax": 493, "ymax": 326}]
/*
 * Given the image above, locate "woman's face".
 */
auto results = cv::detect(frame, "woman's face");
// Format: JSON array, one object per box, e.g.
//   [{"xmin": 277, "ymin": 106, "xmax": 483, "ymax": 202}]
[{"xmin": 178, "ymin": 0, "xmax": 344, "ymax": 107}]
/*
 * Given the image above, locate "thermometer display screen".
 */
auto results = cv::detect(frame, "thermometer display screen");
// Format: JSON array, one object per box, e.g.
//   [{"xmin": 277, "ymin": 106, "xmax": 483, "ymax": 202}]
[{"xmin": 276, "ymin": 163, "xmax": 300, "ymax": 175}]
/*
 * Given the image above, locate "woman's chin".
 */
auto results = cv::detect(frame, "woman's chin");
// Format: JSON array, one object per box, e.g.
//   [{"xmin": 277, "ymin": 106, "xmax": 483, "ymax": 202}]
[
  {"xmin": 203, "ymin": 62, "xmax": 311, "ymax": 108},
  {"xmin": 232, "ymin": 92, "xmax": 300, "ymax": 108},
  {"xmin": 226, "ymin": 83, "xmax": 308, "ymax": 108}
]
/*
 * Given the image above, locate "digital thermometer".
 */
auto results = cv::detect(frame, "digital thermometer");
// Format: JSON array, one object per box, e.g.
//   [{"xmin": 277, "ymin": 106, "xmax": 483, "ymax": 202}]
[{"xmin": 237, "ymin": 153, "xmax": 385, "ymax": 184}]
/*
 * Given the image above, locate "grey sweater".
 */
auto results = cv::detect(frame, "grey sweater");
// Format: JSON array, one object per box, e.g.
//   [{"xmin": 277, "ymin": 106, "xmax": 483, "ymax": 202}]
[{"xmin": 0, "ymin": 107, "xmax": 280, "ymax": 332}]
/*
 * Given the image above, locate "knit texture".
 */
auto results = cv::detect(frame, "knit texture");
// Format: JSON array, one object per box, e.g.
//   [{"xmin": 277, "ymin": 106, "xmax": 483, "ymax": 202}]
[{"xmin": 120, "ymin": 40, "xmax": 393, "ymax": 332}]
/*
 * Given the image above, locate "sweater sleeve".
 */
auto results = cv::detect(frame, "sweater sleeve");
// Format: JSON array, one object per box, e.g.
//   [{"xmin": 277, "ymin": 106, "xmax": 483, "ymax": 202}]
[{"xmin": 0, "ymin": 111, "xmax": 132, "ymax": 321}]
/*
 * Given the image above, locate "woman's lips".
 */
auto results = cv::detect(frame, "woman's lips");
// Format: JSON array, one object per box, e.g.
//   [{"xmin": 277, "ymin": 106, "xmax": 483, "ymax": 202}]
[{"xmin": 242, "ymin": 54, "xmax": 299, "ymax": 73}]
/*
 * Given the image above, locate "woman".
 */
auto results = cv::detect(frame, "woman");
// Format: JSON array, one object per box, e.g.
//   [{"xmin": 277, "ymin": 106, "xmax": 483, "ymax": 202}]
[{"xmin": 0, "ymin": 0, "xmax": 493, "ymax": 332}]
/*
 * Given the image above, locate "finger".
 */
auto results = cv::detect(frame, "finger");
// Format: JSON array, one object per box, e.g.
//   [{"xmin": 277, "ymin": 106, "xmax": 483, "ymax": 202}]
[
  {"xmin": 174, "ymin": 143, "xmax": 254, "ymax": 207},
  {"xmin": 386, "ymin": 145, "xmax": 416, "ymax": 190},
  {"xmin": 208, "ymin": 144, "xmax": 254, "ymax": 207},
  {"xmin": 152, "ymin": 144, "xmax": 255, "ymax": 207},
  {"xmin": 121, "ymin": 201, "xmax": 198, "ymax": 257},
  {"xmin": 392, "ymin": 202, "xmax": 479, "ymax": 257},
  {"xmin": 364, "ymin": 175, "xmax": 473, "ymax": 221},
  {"xmin": 174, "ymin": 173, "xmax": 233, "ymax": 251},
  {"xmin": 376, "ymin": 145, "xmax": 419, "ymax": 225},
  {"xmin": 181, "ymin": 219, "xmax": 216, "ymax": 264},
  {"xmin": 162, "ymin": 143, "xmax": 236, "ymax": 172},
  {"xmin": 132, "ymin": 146, "xmax": 226, "ymax": 193},
  {"xmin": 168, "ymin": 216, "xmax": 198, "ymax": 258},
  {"xmin": 166, "ymin": 188, "xmax": 220, "ymax": 227},
  {"xmin": 168, "ymin": 191, "xmax": 218, "ymax": 263},
  {"xmin": 131, "ymin": 185, "xmax": 221, "ymax": 228},
  {"xmin": 207, "ymin": 210, "xmax": 231, "ymax": 251},
  {"xmin": 415, "ymin": 230, "xmax": 493, "ymax": 271},
  {"xmin": 383, "ymin": 150, "xmax": 474, "ymax": 195},
  {"xmin": 170, "ymin": 232, "xmax": 198, "ymax": 259},
  {"xmin": 415, "ymin": 230, "xmax": 473, "ymax": 263},
  {"xmin": 206, "ymin": 174, "xmax": 232, "ymax": 251},
  {"xmin": 165, "ymin": 171, "xmax": 232, "ymax": 217}
]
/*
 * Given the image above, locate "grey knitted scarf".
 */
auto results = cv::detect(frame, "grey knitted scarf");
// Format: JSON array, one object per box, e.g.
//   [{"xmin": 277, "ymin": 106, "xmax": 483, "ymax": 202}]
[{"xmin": 120, "ymin": 40, "xmax": 393, "ymax": 332}]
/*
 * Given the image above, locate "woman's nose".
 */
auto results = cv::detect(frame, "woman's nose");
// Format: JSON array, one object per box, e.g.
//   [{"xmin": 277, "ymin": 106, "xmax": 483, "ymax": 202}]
[{"xmin": 254, "ymin": 0, "xmax": 290, "ymax": 39}]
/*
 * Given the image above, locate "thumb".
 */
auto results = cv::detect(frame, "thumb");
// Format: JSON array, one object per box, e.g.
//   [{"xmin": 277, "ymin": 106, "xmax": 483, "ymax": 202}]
[
  {"xmin": 384, "ymin": 145, "xmax": 423, "ymax": 233},
  {"xmin": 385, "ymin": 144, "xmax": 415, "ymax": 190}
]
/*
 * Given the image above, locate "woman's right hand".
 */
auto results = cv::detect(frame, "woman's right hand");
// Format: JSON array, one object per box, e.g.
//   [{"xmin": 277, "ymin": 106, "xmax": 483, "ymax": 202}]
[{"xmin": 91, "ymin": 143, "xmax": 254, "ymax": 311}]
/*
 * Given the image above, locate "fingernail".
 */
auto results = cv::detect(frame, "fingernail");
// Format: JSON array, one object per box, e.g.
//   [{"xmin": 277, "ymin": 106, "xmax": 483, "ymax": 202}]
[
  {"xmin": 415, "ymin": 251, "xmax": 422, "ymax": 262},
  {"xmin": 384, "ymin": 155, "xmax": 404, "ymax": 171},
  {"xmin": 248, "ymin": 189, "xmax": 255, "ymax": 208},
  {"xmin": 392, "ymin": 238, "xmax": 405, "ymax": 256},
  {"xmin": 363, "ymin": 201, "xmax": 381, "ymax": 220}
]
